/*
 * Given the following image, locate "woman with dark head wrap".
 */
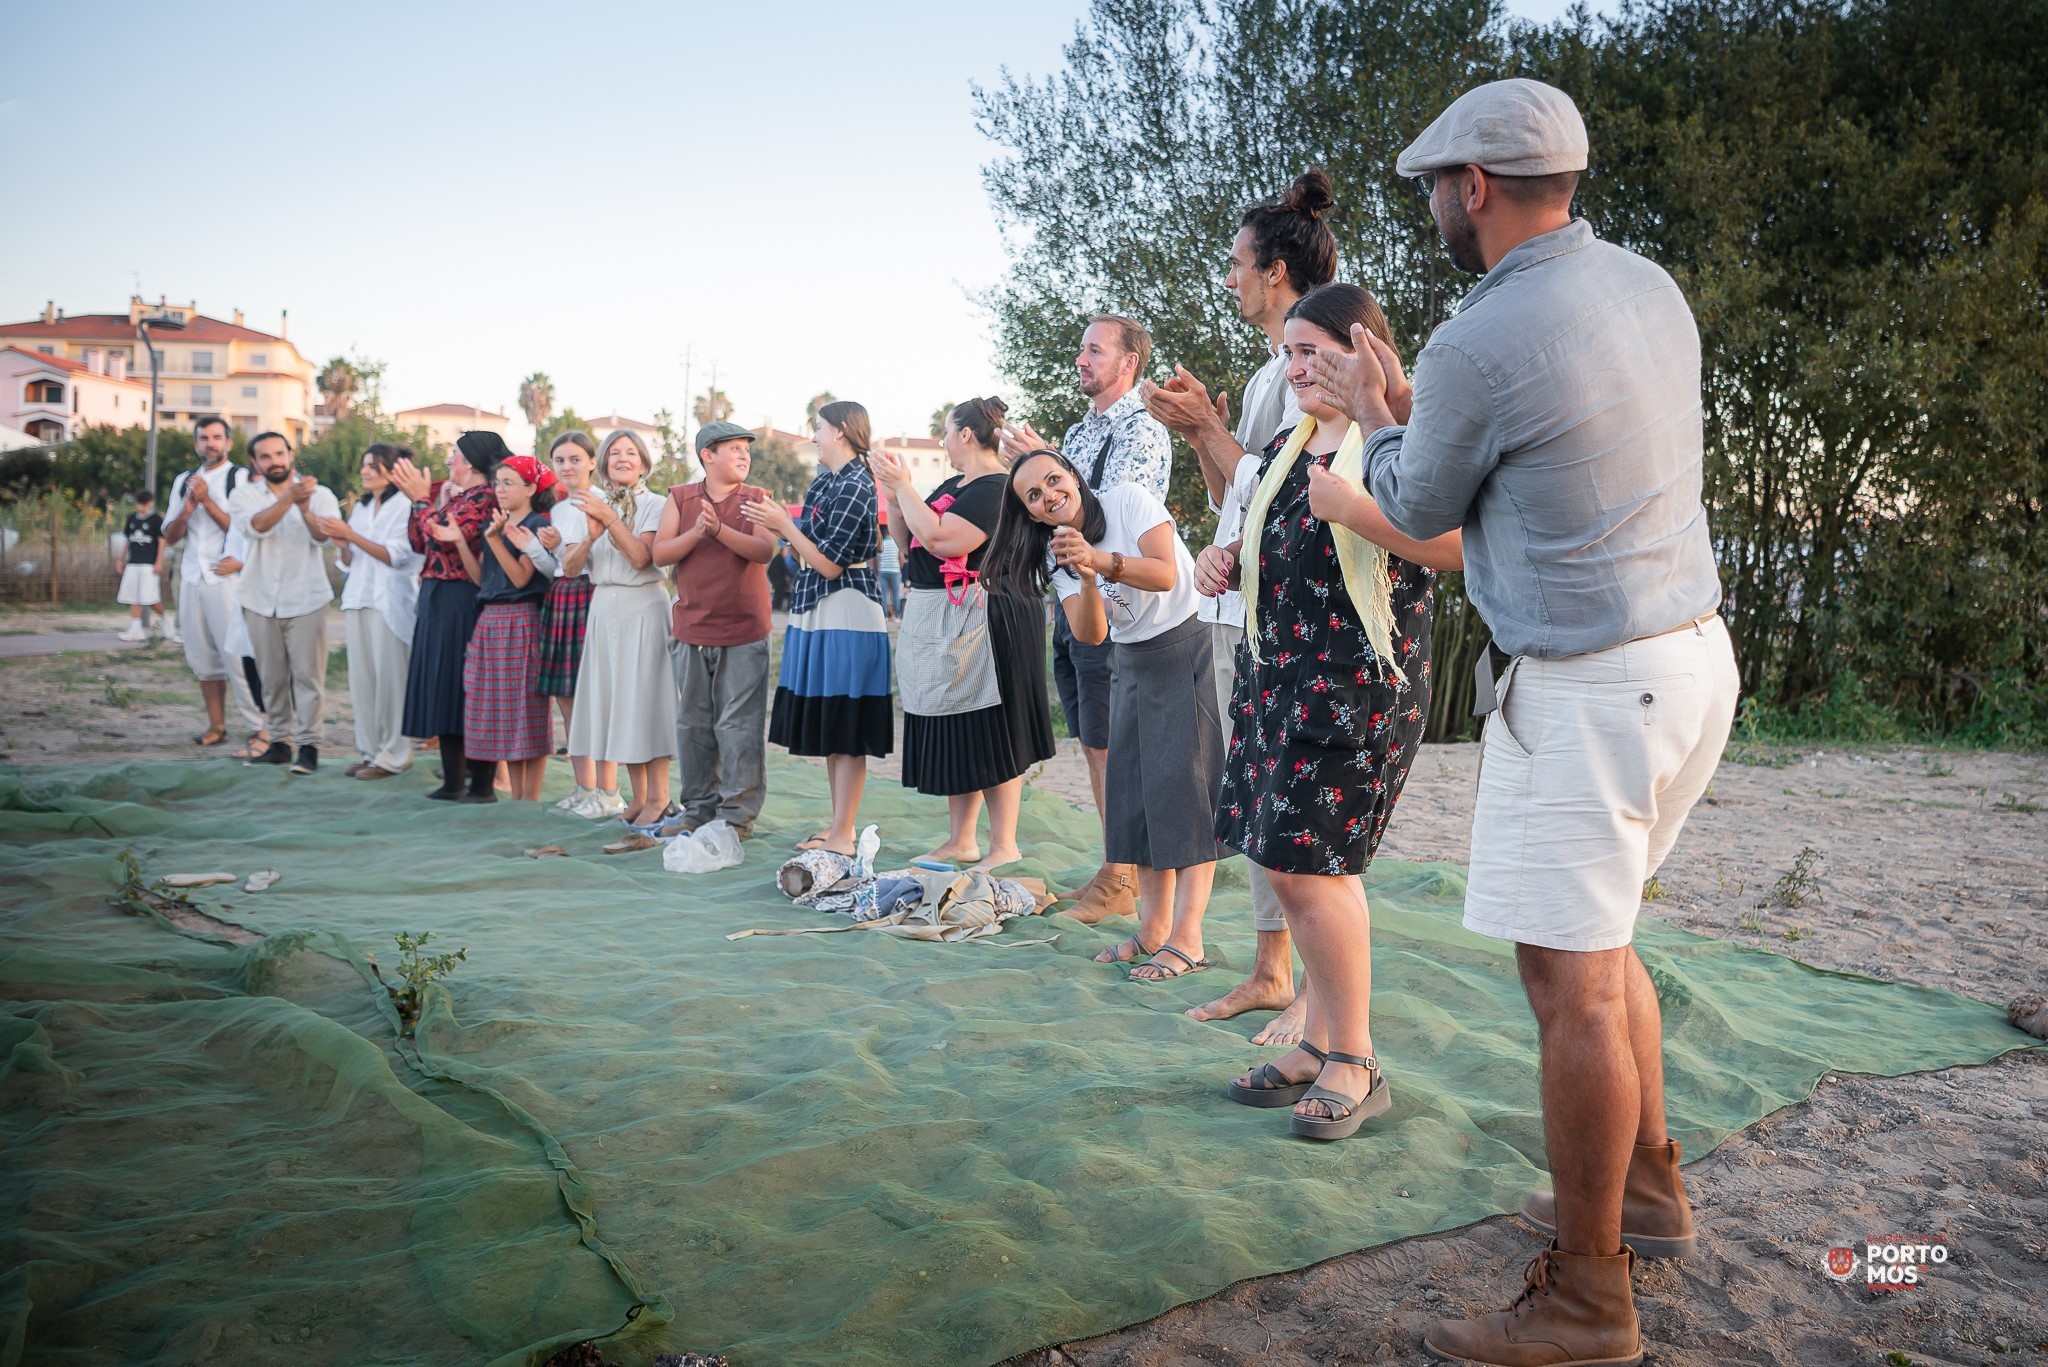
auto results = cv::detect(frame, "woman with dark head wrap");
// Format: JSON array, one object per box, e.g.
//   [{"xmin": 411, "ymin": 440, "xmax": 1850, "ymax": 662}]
[{"xmin": 387, "ymin": 429, "xmax": 503, "ymax": 800}]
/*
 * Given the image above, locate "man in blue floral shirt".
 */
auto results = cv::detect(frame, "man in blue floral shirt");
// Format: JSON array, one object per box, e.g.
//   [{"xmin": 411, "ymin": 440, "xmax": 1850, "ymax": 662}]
[{"xmin": 1001, "ymin": 315, "xmax": 1172, "ymax": 922}]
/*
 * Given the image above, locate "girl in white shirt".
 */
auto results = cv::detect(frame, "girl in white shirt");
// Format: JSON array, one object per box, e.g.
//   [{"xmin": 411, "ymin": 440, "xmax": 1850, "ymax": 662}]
[
  {"xmin": 983, "ymin": 448, "xmax": 1224, "ymax": 984},
  {"xmin": 531, "ymin": 432, "xmax": 624, "ymax": 818},
  {"xmin": 321, "ymin": 445, "xmax": 424, "ymax": 779}
]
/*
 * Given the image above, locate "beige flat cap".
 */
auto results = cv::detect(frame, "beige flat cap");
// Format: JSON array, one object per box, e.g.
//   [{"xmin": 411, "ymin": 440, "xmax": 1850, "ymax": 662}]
[{"xmin": 1396, "ymin": 78, "xmax": 1588, "ymax": 177}]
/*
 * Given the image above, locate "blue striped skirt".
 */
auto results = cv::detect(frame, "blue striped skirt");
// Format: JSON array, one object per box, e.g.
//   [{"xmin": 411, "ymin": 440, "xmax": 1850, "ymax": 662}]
[{"xmin": 768, "ymin": 587, "xmax": 894, "ymax": 758}]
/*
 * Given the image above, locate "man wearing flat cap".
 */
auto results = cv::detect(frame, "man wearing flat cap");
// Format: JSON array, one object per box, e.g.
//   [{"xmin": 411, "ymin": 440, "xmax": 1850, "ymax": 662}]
[{"xmin": 1308, "ymin": 78, "xmax": 1739, "ymax": 1365}]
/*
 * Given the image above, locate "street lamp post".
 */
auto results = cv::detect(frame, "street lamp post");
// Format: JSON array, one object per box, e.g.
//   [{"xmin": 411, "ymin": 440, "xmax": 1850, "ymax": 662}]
[{"xmin": 136, "ymin": 313, "xmax": 186, "ymax": 498}]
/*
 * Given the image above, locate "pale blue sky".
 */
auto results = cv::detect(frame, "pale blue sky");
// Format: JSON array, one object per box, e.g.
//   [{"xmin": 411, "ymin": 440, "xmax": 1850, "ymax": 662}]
[{"xmin": 0, "ymin": 0, "xmax": 1591, "ymax": 447}]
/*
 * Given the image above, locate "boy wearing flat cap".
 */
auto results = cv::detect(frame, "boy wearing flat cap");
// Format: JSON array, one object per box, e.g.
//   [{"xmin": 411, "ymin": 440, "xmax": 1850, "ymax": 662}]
[{"xmin": 1307, "ymin": 77, "xmax": 1739, "ymax": 1367}]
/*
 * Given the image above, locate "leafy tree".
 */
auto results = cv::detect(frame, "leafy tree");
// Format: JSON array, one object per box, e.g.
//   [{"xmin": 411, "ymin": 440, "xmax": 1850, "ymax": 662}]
[
  {"xmin": 804, "ymin": 391, "xmax": 838, "ymax": 427},
  {"xmin": 297, "ymin": 414, "xmax": 447, "ymax": 497},
  {"xmin": 694, "ymin": 388, "xmax": 734, "ymax": 427},
  {"xmin": 517, "ymin": 373, "xmax": 555, "ymax": 431},
  {"xmin": 747, "ymin": 435, "xmax": 817, "ymax": 503},
  {"xmin": 929, "ymin": 403, "xmax": 954, "ymax": 439},
  {"xmin": 651, "ymin": 408, "xmax": 693, "ymax": 477},
  {"xmin": 535, "ymin": 407, "xmax": 599, "ymax": 462}
]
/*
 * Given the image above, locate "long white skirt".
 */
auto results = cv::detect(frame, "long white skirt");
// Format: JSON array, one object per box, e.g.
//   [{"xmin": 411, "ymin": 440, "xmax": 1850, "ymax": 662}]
[{"xmin": 568, "ymin": 582, "xmax": 678, "ymax": 763}]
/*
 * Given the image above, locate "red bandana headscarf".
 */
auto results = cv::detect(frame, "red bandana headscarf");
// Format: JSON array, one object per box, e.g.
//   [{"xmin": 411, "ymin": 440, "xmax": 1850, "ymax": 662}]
[{"xmin": 499, "ymin": 454, "xmax": 559, "ymax": 495}]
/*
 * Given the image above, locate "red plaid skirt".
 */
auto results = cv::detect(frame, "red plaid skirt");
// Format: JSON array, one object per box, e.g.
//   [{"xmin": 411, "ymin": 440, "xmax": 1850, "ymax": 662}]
[
  {"xmin": 463, "ymin": 602, "xmax": 554, "ymax": 760},
  {"xmin": 537, "ymin": 574, "xmax": 593, "ymax": 697}
]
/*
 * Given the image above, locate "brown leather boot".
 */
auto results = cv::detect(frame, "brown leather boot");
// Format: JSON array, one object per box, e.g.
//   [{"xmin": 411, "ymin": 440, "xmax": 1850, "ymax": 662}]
[
  {"xmin": 1520, "ymin": 1140, "xmax": 1696, "ymax": 1259},
  {"xmin": 1062, "ymin": 862, "xmax": 1136, "ymax": 925},
  {"xmin": 1424, "ymin": 1243, "xmax": 1642, "ymax": 1366}
]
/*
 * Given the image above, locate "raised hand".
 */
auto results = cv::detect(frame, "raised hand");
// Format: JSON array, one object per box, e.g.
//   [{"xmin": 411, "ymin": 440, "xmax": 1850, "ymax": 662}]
[
  {"xmin": 1362, "ymin": 331, "xmax": 1413, "ymax": 425},
  {"xmin": 291, "ymin": 475, "xmax": 318, "ymax": 505},
  {"xmin": 535, "ymin": 525, "xmax": 563, "ymax": 551},
  {"xmin": 428, "ymin": 516, "xmax": 464, "ymax": 544},
  {"xmin": 1305, "ymin": 323, "xmax": 1402, "ymax": 431},
  {"xmin": 389, "ymin": 458, "xmax": 432, "ymax": 503},
  {"xmin": 866, "ymin": 449, "xmax": 910, "ymax": 490},
  {"xmin": 998, "ymin": 420, "xmax": 1051, "ymax": 466},
  {"xmin": 572, "ymin": 490, "xmax": 611, "ymax": 526},
  {"xmin": 505, "ymin": 521, "xmax": 537, "ymax": 553},
  {"xmin": 1194, "ymin": 544, "xmax": 1237, "ymax": 598},
  {"xmin": 484, "ymin": 510, "xmax": 508, "ymax": 541},
  {"xmin": 695, "ymin": 504, "xmax": 721, "ymax": 539},
  {"xmin": 1138, "ymin": 366, "xmax": 1227, "ymax": 439}
]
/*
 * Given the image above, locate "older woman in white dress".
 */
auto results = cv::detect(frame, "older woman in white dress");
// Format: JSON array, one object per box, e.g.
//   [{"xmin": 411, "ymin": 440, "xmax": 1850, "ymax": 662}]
[{"xmin": 565, "ymin": 432, "xmax": 676, "ymax": 834}]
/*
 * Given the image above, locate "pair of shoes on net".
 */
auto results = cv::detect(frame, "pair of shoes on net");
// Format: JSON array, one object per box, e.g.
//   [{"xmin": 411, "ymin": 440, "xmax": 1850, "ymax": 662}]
[
  {"xmin": 554, "ymin": 787, "xmax": 625, "ymax": 819},
  {"xmin": 1424, "ymin": 1141, "xmax": 1694, "ymax": 1366}
]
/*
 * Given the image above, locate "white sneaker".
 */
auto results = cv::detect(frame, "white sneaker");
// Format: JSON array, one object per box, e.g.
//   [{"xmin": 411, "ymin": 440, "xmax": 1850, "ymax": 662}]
[
  {"xmin": 554, "ymin": 786, "xmax": 593, "ymax": 812},
  {"xmin": 586, "ymin": 791, "xmax": 627, "ymax": 819},
  {"xmin": 117, "ymin": 625, "xmax": 148, "ymax": 642}
]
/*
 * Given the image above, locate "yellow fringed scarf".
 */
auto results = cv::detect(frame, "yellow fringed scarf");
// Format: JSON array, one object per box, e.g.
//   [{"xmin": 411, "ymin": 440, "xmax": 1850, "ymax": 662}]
[{"xmin": 1239, "ymin": 416, "xmax": 1403, "ymax": 682}]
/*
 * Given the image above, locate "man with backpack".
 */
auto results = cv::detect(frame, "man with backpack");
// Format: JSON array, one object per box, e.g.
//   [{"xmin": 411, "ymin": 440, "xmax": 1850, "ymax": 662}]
[{"xmin": 162, "ymin": 416, "xmax": 263, "ymax": 751}]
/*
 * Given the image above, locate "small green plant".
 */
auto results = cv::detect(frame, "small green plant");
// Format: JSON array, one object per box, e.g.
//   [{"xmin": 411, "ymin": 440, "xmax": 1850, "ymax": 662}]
[
  {"xmin": 96, "ymin": 678, "xmax": 141, "ymax": 709},
  {"xmin": 1782, "ymin": 921, "xmax": 1810, "ymax": 941},
  {"xmin": 1773, "ymin": 846, "xmax": 1822, "ymax": 909},
  {"xmin": 1886, "ymin": 1351, "xmax": 1913, "ymax": 1367},
  {"xmin": 1922, "ymin": 757, "xmax": 1956, "ymax": 778},
  {"xmin": 1991, "ymin": 792, "xmax": 2042, "ymax": 814},
  {"xmin": 1739, "ymin": 909, "xmax": 1766, "ymax": 934},
  {"xmin": 367, "ymin": 931, "xmax": 467, "ymax": 1036},
  {"xmin": 1642, "ymin": 876, "xmax": 1665, "ymax": 902}
]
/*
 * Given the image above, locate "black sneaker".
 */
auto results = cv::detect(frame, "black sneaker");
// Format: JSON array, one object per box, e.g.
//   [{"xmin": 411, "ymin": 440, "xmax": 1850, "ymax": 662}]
[
  {"xmin": 245, "ymin": 741, "xmax": 291, "ymax": 767},
  {"xmin": 290, "ymin": 745, "xmax": 318, "ymax": 775}
]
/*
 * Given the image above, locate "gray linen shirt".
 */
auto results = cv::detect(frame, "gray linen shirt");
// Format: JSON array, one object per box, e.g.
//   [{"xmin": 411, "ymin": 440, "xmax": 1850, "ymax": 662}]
[{"xmin": 1362, "ymin": 220, "xmax": 1722, "ymax": 659}]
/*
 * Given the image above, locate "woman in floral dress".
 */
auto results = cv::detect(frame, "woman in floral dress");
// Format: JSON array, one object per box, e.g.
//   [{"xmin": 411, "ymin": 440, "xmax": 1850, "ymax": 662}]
[{"xmin": 1197, "ymin": 282, "xmax": 1465, "ymax": 1141}]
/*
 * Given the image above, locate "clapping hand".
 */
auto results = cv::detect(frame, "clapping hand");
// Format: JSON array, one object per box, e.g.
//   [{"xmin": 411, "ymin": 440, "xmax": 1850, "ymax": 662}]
[
  {"xmin": 1049, "ymin": 525, "xmax": 1096, "ymax": 578},
  {"xmin": 571, "ymin": 490, "xmax": 611, "ymax": 526},
  {"xmin": 740, "ymin": 492, "xmax": 794, "ymax": 538},
  {"xmin": 998, "ymin": 420, "xmax": 1052, "ymax": 466},
  {"xmin": 867, "ymin": 450, "xmax": 910, "ymax": 490},
  {"xmin": 1194, "ymin": 544, "xmax": 1237, "ymax": 598},
  {"xmin": 1305, "ymin": 324, "xmax": 1412, "ymax": 430},
  {"xmin": 427, "ymin": 516, "xmax": 464, "ymax": 544},
  {"xmin": 291, "ymin": 475, "xmax": 318, "ymax": 505},
  {"xmin": 389, "ymin": 458, "xmax": 432, "ymax": 503},
  {"xmin": 695, "ymin": 504, "xmax": 721, "ymax": 539},
  {"xmin": 505, "ymin": 521, "xmax": 538, "ymax": 553},
  {"xmin": 1139, "ymin": 366, "xmax": 1231, "ymax": 439},
  {"xmin": 484, "ymin": 510, "xmax": 509, "ymax": 541},
  {"xmin": 536, "ymin": 525, "xmax": 562, "ymax": 551}
]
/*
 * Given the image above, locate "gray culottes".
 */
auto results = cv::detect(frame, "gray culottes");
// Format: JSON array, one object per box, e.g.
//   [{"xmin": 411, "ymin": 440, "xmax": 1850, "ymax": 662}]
[{"xmin": 1104, "ymin": 614, "xmax": 1223, "ymax": 869}]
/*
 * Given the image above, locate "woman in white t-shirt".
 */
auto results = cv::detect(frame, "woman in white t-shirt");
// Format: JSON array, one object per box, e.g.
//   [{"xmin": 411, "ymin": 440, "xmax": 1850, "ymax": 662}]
[{"xmin": 983, "ymin": 448, "xmax": 1224, "ymax": 983}]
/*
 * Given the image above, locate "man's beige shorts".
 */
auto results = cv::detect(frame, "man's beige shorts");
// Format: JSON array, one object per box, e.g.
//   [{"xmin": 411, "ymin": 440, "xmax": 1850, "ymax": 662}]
[{"xmin": 1463, "ymin": 615, "xmax": 1739, "ymax": 953}]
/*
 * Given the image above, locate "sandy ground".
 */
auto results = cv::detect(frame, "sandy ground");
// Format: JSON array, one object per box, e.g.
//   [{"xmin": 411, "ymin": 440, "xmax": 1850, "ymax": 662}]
[{"xmin": 5, "ymin": 608, "xmax": 2046, "ymax": 1366}]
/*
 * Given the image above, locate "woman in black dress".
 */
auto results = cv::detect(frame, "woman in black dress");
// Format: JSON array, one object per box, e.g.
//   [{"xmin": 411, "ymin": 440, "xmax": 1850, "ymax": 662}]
[
  {"xmin": 1196, "ymin": 283, "xmax": 1465, "ymax": 1141},
  {"xmin": 872, "ymin": 397, "xmax": 1056, "ymax": 868}
]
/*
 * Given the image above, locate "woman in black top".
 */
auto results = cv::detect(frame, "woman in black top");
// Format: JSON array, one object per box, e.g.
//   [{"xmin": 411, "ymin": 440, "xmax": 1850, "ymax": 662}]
[
  {"xmin": 441, "ymin": 454, "xmax": 558, "ymax": 802},
  {"xmin": 872, "ymin": 397, "xmax": 1056, "ymax": 868}
]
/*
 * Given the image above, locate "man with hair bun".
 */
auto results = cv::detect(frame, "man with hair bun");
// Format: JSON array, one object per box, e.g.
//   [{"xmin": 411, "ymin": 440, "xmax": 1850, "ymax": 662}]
[
  {"xmin": 1141, "ymin": 166, "xmax": 1337, "ymax": 1047},
  {"xmin": 1311, "ymin": 78, "xmax": 1738, "ymax": 1366}
]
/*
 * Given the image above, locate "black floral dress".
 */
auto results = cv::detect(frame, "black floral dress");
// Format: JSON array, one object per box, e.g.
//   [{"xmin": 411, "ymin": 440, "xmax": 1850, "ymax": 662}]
[{"xmin": 1216, "ymin": 430, "xmax": 1437, "ymax": 876}]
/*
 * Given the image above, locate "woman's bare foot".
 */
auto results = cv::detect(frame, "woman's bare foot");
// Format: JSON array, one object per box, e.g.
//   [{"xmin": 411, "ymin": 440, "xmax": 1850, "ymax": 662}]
[
  {"xmin": 1234, "ymin": 1044, "xmax": 1322, "ymax": 1094},
  {"xmin": 920, "ymin": 841, "xmax": 981, "ymax": 865},
  {"xmin": 1296, "ymin": 1055, "xmax": 1376, "ymax": 1121},
  {"xmin": 969, "ymin": 845, "xmax": 1023, "ymax": 871},
  {"xmin": 1185, "ymin": 973, "xmax": 1296, "ymax": 1024},
  {"xmin": 1250, "ymin": 992, "xmax": 1309, "ymax": 1047},
  {"xmin": 1092, "ymin": 934, "xmax": 1152, "ymax": 965}
]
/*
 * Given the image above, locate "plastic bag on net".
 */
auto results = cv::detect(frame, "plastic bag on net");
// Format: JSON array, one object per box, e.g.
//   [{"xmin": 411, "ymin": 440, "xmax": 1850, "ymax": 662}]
[{"xmin": 663, "ymin": 819, "xmax": 744, "ymax": 874}]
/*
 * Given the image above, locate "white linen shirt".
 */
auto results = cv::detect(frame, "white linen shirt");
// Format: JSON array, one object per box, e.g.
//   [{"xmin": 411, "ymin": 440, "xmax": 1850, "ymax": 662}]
[
  {"xmin": 1197, "ymin": 345, "xmax": 1303, "ymax": 629},
  {"xmin": 1057, "ymin": 387, "xmax": 1172, "ymax": 503},
  {"xmin": 337, "ymin": 493, "xmax": 423, "ymax": 645},
  {"xmin": 228, "ymin": 478, "xmax": 342, "ymax": 619},
  {"xmin": 164, "ymin": 462, "xmax": 246, "ymax": 585},
  {"xmin": 584, "ymin": 490, "xmax": 667, "ymax": 588},
  {"xmin": 1051, "ymin": 484, "xmax": 1200, "ymax": 645}
]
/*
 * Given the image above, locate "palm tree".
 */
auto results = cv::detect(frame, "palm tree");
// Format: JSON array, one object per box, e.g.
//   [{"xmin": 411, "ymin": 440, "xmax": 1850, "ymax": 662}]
[
  {"xmin": 804, "ymin": 390, "xmax": 837, "ymax": 427},
  {"xmin": 318, "ymin": 357, "xmax": 360, "ymax": 423},
  {"xmin": 517, "ymin": 373, "xmax": 555, "ymax": 432},
  {"xmin": 693, "ymin": 387, "xmax": 733, "ymax": 428},
  {"xmin": 929, "ymin": 402, "xmax": 954, "ymax": 438}
]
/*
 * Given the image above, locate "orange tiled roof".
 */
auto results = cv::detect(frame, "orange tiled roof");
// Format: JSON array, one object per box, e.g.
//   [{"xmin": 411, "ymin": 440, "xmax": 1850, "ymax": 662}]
[{"xmin": 0, "ymin": 313, "xmax": 287, "ymax": 344}]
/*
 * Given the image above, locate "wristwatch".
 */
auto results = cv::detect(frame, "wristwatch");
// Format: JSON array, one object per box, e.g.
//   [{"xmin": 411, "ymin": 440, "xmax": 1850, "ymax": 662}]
[{"xmin": 1104, "ymin": 552, "xmax": 1126, "ymax": 584}]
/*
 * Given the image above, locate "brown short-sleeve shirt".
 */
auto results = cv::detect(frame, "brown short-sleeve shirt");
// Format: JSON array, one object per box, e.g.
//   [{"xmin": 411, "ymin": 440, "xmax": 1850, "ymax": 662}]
[{"xmin": 669, "ymin": 482, "xmax": 774, "ymax": 646}]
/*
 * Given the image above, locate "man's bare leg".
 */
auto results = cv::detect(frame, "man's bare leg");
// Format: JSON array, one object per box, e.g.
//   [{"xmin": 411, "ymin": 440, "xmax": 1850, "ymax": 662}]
[
  {"xmin": 1518, "ymin": 943, "xmax": 1638, "ymax": 1256},
  {"xmin": 199, "ymin": 678, "xmax": 227, "ymax": 734},
  {"xmin": 1187, "ymin": 925, "xmax": 1295, "ymax": 1021},
  {"xmin": 1625, "ymin": 949, "xmax": 1669, "ymax": 1146}
]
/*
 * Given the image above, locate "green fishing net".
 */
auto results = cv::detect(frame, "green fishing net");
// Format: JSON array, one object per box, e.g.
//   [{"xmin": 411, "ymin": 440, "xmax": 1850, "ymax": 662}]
[{"xmin": 0, "ymin": 756, "xmax": 2029, "ymax": 1366}]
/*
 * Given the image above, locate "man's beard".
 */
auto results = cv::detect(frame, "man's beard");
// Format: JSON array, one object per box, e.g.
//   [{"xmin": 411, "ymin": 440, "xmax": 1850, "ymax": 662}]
[
  {"xmin": 1078, "ymin": 371, "xmax": 1106, "ymax": 399},
  {"xmin": 1436, "ymin": 196, "xmax": 1488, "ymax": 275},
  {"xmin": 262, "ymin": 467, "xmax": 292, "ymax": 485}
]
